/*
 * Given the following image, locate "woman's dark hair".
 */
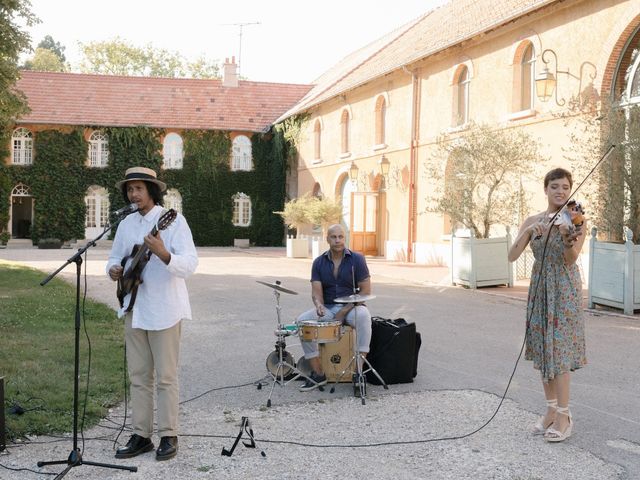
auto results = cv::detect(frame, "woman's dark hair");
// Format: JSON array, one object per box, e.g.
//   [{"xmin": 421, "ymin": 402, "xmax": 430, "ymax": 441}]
[
  {"xmin": 121, "ymin": 181, "xmax": 165, "ymax": 206},
  {"xmin": 544, "ymin": 168, "xmax": 573, "ymax": 189}
]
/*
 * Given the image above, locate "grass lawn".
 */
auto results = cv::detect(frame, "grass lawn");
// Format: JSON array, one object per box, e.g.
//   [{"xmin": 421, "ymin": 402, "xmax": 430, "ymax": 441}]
[{"xmin": 0, "ymin": 260, "xmax": 125, "ymax": 440}]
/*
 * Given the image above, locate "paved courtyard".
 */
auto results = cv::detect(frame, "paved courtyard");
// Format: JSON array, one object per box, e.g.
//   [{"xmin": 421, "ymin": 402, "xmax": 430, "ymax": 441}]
[{"xmin": 0, "ymin": 245, "xmax": 638, "ymax": 479}]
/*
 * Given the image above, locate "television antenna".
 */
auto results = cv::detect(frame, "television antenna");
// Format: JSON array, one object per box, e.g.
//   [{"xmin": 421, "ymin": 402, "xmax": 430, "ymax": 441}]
[{"xmin": 220, "ymin": 21, "xmax": 261, "ymax": 77}]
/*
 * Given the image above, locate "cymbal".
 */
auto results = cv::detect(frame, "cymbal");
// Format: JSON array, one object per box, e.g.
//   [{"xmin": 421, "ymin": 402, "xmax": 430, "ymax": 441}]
[
  {"xmin": 256, "ymin": 280, "xmax": 298, "ymax": 295},
  {"xmin": 334, "ymin": 293, "xmax": 376, "ymax": 304}
]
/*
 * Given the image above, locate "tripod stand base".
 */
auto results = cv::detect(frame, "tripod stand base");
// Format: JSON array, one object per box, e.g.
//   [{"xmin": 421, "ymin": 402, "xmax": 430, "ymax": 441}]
[
  {"xmin": 329, "ymin": 353, "xmax": 388, "ymax": 404},
  {"xmin": 38, "ymin": 448, "xmax": 137, "ymax": 476}
]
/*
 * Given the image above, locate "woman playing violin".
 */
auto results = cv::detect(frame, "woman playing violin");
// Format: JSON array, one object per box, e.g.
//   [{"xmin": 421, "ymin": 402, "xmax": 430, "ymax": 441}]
[{"xmin": 508, "ymin": 167, "xmax": 587, "ymax": 443}]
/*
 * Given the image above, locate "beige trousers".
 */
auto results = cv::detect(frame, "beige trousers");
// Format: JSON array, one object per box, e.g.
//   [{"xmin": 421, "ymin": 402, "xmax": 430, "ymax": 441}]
[{"xmin": 125, "ymin": 315, "xmax": 182, "ymax": 438}]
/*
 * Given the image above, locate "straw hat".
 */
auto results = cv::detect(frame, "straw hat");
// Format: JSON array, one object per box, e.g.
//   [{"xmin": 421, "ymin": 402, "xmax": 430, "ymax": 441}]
[{"xmin": 115, "ymin": 166, "xmax": 167, "ymax": 192}]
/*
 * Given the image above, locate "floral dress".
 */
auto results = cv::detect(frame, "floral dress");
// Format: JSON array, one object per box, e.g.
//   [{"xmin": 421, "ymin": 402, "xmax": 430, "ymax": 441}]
[{"xmin": 525, "ymin": 225, "xmax": 587, "ymax": 381}]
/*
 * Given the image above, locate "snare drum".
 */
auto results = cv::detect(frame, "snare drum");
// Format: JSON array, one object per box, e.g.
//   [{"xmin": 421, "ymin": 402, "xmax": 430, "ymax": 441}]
[{"xmin": 298, "ymin": 321, "xmax": 342, "ymax": 343}]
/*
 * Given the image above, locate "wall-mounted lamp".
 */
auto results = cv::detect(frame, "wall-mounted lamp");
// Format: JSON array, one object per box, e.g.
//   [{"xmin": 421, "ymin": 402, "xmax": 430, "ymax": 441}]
[
  {"xmin": 348, "ymin": 161, "xmax": 359, "ymax": 185},
  {"xmin": 535, "ymin": 48, "xmax": 597, "ymax": 107},
  {"xmin": 378, "ymin": 155, "xmax": 390, "ymax": 190}
]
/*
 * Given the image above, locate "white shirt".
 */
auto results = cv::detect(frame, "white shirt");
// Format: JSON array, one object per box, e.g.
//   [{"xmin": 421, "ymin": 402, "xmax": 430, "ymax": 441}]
[{"xmin": 106, "ymin": 205, "xmax": 198, "ymax": 330}]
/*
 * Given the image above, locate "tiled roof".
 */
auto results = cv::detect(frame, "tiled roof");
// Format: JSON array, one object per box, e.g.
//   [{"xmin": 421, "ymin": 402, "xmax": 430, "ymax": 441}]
[
  {"xmin": 280, "ymin": 0, "xmax": 559, "ymax": 119},
  {"xmin": 16, "ymin": 71, "xmax": 312, "ymax": 132}
]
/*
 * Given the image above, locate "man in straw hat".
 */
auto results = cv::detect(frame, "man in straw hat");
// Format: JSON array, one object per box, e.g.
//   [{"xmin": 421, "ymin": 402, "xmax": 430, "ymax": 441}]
[{"xmin": 106, "ymin": 166, "xmax": 198, "ymax": 461}]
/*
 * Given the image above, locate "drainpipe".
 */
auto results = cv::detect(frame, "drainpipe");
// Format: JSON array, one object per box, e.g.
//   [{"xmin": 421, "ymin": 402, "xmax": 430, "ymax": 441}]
[{"xmin": 404, "ymin": 66, "xmax": 420, "ymax": 263}]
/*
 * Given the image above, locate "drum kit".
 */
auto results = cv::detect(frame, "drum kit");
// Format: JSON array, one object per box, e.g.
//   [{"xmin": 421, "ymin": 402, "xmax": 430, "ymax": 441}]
[{"xmin": 256, "ymin": 280, "xmax": 388, "ymax": 406}]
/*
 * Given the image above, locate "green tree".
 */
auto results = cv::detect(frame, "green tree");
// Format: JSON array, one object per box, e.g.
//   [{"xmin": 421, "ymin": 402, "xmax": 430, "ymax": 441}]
[
  {"xmin": 22, "ymin": 47, "xmax": 66, "ymax": 72},
  {"xmin": 38, "ymin": 34, "xmax": 66, "ymax": 62},
  {"xmin": 79, "ymin": 37, "xmax": 219, "ymax": 78},
  {"xmin": 0, "ymin": 0, "xmax": 39, "ymax": 131},
  {"xmin": 425, "ymin": 123, "xmax": 545, "ymax": 238},
  {"xmin": 187, "ymin": 55, "xmax": 220, "ymax": 79},
  {"xmin": 22, "ymin": 34, "xmax": 68, "ymax": 71}
]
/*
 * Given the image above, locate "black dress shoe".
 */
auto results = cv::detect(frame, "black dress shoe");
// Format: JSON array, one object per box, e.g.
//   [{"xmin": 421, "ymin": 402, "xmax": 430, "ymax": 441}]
[
  {"xmin": 156, "ymin": 436, "xmax": 178, "ymax": 461},
  {"xmin": 115, "ymin": 434, "xmax": 154, "ymax": 459}
]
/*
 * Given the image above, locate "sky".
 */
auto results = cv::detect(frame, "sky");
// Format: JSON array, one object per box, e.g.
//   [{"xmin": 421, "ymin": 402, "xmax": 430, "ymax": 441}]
[{"xmin": 24, "ymin": 0, "xmax": 448, "ymax": 84}]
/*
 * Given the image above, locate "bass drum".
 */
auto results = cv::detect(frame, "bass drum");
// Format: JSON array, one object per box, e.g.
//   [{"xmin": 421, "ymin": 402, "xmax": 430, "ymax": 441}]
[{"xmin": 265, "ymin": 350, "xmax": 296, "ymax": 380}]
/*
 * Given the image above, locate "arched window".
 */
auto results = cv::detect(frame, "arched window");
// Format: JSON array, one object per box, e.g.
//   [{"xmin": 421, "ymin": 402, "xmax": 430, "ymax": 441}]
[
  {"xmin": 520, "ymin": 44, "xmax": 535, "ymax": 110},
  {"xmin": 88, "ymin": 131, "xmax": 109, "ymax": 167},
  {"xmin": 164, "ymin": 188, "xmax": 183, "ymax": 214},
  {"xmin": 12, "ymin": 128, "xmax": 33, "ymax": 165},
  {"xmin": 626, "ymin": 48, "xmax": 640, "ymax": 104},
  {"xmin": 84, "ymin": 185, "xmax": 109, "ymax": 237},
  {"xmin": 313, "ymin": 119, "xmax": 322, "ymax": 160},
  {"xmin": 163, "ymin": 133, "xmax": 183, "ymax": 169},
  {"xmin": 231, "ymin": 135, "xmax": 252, "ymax": 171},
  {"xmin": 453, "ymin": 66, "xmax": 470, "ymax": 127},
  {"xmin": 375, "ymin": 96, "xmax": 386, "ymax": 146},
  {"xmin": 232, "ymin": 192, "xmax": 251, "ymax": 227},
  {"xmin": 512, "ymin": 42, "xmax": 536, "ymax": 112},
  {"xmin": 340, "ymin": 109, "xmax": 350, "ymax": 154}
]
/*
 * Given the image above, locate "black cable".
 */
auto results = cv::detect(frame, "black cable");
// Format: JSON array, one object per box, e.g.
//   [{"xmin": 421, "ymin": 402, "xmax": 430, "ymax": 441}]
[
  {"xmin": 80, "ymin": 250, "xmax": 92, "ymax": 454},
  {"xmin": 0, "ymin": 462, "xmax": 57, "ymax": 476},
  {"xmin": 112, "ymin": 342, "xmax": 128, "ymax": 450},
  {"xmin": 179, "ymin": 380, "xmax": 261, "ymax": 405}
]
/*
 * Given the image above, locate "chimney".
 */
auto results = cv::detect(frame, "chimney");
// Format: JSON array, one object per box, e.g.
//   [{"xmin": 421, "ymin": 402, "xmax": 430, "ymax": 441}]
[{"xmin": 222, "ymin": 56, "xmax": 238, "ymax": 88}]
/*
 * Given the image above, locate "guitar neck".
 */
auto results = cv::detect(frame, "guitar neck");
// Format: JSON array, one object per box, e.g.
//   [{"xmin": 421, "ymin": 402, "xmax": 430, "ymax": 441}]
[{"xmin": 131, "ymin": 226, "xmax": 158, "ymax": 263}]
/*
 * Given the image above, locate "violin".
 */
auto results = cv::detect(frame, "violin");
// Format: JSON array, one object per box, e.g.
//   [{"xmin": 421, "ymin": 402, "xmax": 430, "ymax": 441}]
[{"xmin": 552, "ymin": 199, "xmax": 585, "ymax": 231}]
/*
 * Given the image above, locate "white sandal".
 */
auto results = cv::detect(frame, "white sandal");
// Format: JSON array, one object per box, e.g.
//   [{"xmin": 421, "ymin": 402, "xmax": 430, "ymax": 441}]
[
  {"xmin": 544, "ymin": 406, "xmax": 573, "ymax": 442},
  {"xmin": 532, "ymin": 398, "xmax": 557, "ymax": 435}
]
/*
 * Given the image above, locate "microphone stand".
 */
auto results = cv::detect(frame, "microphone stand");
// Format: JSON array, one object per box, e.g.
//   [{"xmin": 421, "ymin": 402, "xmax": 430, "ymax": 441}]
[{"xmin": 37, "ymin": 215, "xmax": 136, "ymax": 477}]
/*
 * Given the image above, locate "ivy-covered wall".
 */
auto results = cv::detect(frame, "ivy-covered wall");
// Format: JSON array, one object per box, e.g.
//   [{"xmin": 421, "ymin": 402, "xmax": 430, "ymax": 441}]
[{"xmin": 0, "ymin": 125, "xmax": 291, "ymax": 246}]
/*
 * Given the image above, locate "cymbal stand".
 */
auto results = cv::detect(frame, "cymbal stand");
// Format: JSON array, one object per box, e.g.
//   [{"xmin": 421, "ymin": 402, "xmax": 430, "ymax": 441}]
[
  {"xmin": 329, "ymin": 302, "xmax": 388, "ymax": 405},
  {"xmin": 261, "ymin": 287, "xmax": 316, "ymax": 407}
]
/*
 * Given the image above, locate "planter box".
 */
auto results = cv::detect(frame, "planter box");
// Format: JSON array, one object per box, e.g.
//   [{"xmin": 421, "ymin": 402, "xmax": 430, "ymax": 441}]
[
  {"xmin": 588, "ymin": 227, "xmax": 640, "ymax": 315},
  {"xmin": 38, "ymin": 238, "xmax": 63, "ymax": 249},
  {"xmin": 451, "ymin": 232, "xmax": 513, "ymax": 288},
  {"xmin": 311, "ymin": 236, "xmax": 325, "ymax": 259},
  {"xmin": 233, "ymin": 238, "xmax": 250, "ymax": 249},
  {"xmin": 286, "ymin": 236, "xmax": 309, "ymax": 258}
]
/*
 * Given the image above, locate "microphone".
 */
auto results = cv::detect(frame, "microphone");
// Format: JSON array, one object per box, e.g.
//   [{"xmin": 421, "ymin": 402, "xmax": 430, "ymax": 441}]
[{"xmin": 112, "ymin": 203, "xmax": 139, "ymax": 217}]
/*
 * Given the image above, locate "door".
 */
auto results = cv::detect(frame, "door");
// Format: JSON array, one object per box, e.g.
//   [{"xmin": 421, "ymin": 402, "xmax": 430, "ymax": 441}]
[
  {"xmin": 10, "ymin": 183, "xmax": 33, "ymax": 238},
  {"xmin": 84, "ymin": 186, "xmax": 109, "ymax": 239},
  {"xmin": 340, "ymin": 176, "xmax": 355, "ymax": 244},
  {"xmin": 350, "ymin": 192, "xmax": 378, "ymax": 256}
]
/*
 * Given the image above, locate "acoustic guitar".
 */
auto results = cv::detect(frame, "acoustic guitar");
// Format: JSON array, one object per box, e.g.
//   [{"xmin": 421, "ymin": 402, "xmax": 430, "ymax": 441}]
[{"xmin": 117, "ymin": 208, "xmax": 177, "ymax": 311}]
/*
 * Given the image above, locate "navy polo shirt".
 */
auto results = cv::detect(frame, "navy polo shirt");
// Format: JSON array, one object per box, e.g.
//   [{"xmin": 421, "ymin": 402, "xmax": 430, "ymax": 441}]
[{"xmin": 311, "ymin": 248, "xmax": 370, "ymax": 305}]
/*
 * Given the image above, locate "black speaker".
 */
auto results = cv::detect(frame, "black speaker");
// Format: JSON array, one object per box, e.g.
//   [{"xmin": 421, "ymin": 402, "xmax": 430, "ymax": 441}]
[{"xmin": 366, "ymin": 318, "xmax": 421, "ymax": 385}]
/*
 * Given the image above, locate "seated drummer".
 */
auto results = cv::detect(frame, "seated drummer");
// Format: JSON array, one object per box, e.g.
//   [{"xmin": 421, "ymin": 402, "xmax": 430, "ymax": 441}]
[{"xmin": 296, "ymin": 223, "xmax": 372, "ymax": 392}]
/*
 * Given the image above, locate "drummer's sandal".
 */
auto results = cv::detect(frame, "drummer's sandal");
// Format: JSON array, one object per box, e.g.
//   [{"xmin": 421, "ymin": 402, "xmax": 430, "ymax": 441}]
[
  {"xmin": 532, "ymin": 398, "xmax": 557, "ymax": 435},
  {"xmin": 544, "ymin": 406, "xmax": 573, "ymax": 442}
]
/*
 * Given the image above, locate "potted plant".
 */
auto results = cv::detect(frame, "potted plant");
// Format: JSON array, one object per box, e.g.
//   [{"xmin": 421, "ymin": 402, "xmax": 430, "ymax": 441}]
[
  {"xmin": 569, "ymin": 102, "xmax": 640, "ymax": 314},
  {"xmin": 307, "ymin": 196, "xmax": 343, "ymax": 258},
  {"xmin": 275, "ymin": 194, "xmax": 314, "ymax": 258},
  {"xmin": 425, "ymin": 123, "xmax": 544, "ymax": 288}
]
